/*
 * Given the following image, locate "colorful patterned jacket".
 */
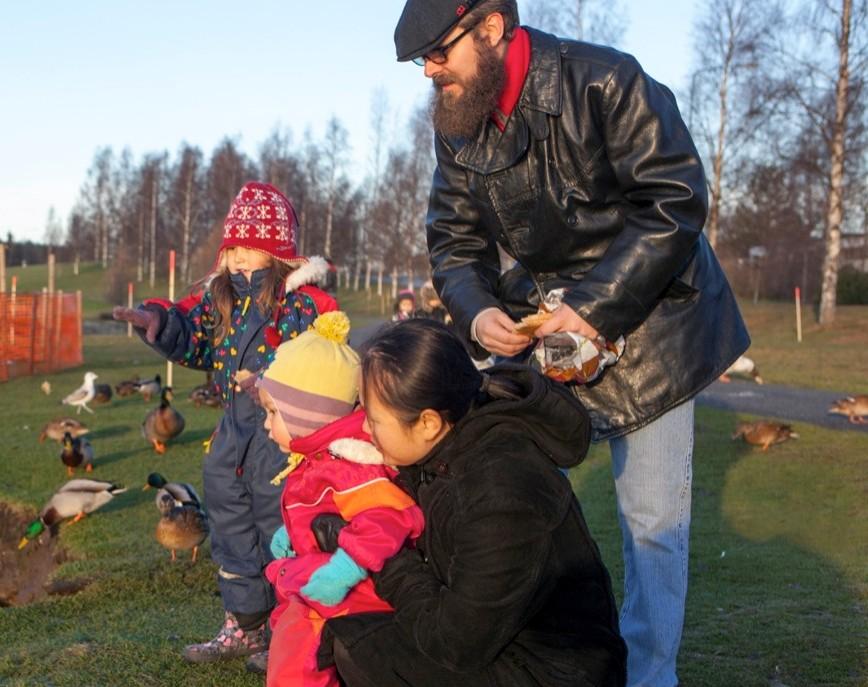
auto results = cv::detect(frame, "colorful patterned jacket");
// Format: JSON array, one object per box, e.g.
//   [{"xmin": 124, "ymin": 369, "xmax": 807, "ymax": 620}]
[
  {"xmin": 142, "ymin": 258, "xmax": 337, "ymax": 406},
  {"xmin": 139, "ymin": 259, "xmax": 336, "ymax": 468}
]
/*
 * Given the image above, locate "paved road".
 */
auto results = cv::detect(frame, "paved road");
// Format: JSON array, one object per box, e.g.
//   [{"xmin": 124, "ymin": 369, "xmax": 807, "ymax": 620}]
[
  {"xmin": 351, "ymin": 322, "xmax": 866, "ymax": 433},
  {"xmin": 697, "ymin": 379, "xmax": 868, "ymax": 433}
]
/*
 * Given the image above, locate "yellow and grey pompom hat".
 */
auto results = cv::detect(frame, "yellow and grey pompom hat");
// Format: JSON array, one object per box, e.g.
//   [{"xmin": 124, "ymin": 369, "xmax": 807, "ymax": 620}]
[{"xmin": 257, "ymin": 311, "xmax": 358, "ymax": 438}]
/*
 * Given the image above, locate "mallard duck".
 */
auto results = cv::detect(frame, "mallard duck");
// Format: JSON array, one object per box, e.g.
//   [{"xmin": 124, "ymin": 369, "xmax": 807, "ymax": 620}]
[
  {"xmin": 143, "ymin": 472, "xmax": 201, "ymax": 509},
  {"xmin": 60, "ymin": 431, "xmax": 94, "ymax": 476},
  {"xmin": 62, "ymin": 371, "xmax": 98, "ymax": 414},
  {"xmin": 719, "ymin": 355, "xmax": 764, "ymax": 384},
  {"xmin": 142, "ymin": 387, "xmax": 185, "ymax": 454},
  {"xmin": 93, "ymin": 383, "xmax": 113, "ymax": 404},
  {"xmin": 39, "ymin": 418, "xmax": 89, "ymax": 443},
  {"xmin": 137, "ymin": 374, "xmax": 162, "ymax": 402},
  {"xmin": 18, "ymin": 479, "xmax": 127, "ymax": 549},
  {"xmin": 828, "ymin": 395, "xmax": 868, "ymax": 424},
  {"xmin": 189, "ymin": 385, "xmax": 222, "ymax": 408},
  {"xmin": 732, "ymin": 421, "xmax": 799, "ymax": 450},
  {"xmin": 154, "ymin": 490, "xmax": 208, "ymax": 563},
  {"xmin": 115, "ymin": 375, "xmax": 141, "ymax": 397}
]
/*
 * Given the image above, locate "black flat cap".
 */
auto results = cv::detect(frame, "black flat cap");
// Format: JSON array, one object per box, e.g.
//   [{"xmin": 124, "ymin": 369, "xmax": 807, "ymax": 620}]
[{"xmin": 394, "ymin": 0, "xmax": 481, "ymax": 62}]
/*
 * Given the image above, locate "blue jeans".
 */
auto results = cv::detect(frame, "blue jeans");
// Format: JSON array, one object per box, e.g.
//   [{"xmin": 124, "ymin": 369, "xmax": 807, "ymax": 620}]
[{"xmin": 609, "ymin": 400, "xmax": 694, "ymax": 687}]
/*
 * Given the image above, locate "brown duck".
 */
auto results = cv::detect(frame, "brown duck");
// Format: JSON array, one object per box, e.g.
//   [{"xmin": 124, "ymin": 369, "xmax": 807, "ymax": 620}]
[
  {"xmin": 93, "ymin": 383, "xmax": 113, "ymax": 404},
  {"xmin": 154, "ymin": 489, "xmax": 208, "ymax": 563},
  {"xmin": 39, "ymin": 418, "xmax": 89, "ymax": 443},
  {"xmin": 828, "ymin": 395, "xmax": 868, "ymax": 424},
  {"xmin": 142, "ymin": 387, "xmax": 185, "ymax": 454},
  {"xmin": 115, "ymin": 375, "xmax": 141, "ymax": 397},
  {"xmin": 732, "ymin": 421, "xmax": 799, "ymax": 450}
]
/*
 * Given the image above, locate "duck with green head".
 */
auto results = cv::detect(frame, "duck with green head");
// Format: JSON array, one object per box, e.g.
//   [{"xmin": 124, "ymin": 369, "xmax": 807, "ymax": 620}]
[
  {"xmin": 143, "ymin": 472, "xmax": 201, "ymax": 509},
  {"xmin": 142, "ymin": 387, "xmax": 185, "ymax": 454},
  {"xmin": 60, "ymin": 431, "xmax": 94, "ymax": 476},
  {"xmin": 18, "ymin": 479, "xmax": 127, "ymax": 549}
]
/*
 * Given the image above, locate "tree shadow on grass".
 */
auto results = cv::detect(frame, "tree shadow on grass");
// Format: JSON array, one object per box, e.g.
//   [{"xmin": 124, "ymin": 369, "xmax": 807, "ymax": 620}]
[{"xmin": 570, "ymin": 408, "xmax": 866, "ymax": 687}]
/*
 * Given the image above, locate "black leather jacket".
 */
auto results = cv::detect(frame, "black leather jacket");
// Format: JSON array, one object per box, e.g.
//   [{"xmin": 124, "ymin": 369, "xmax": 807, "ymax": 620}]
[{"xmin": 427, "ymin": 28, "xmax": 749, "ymax": 439}]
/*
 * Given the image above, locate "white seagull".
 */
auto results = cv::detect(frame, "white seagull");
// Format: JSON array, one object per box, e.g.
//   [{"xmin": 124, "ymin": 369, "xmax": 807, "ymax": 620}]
[{"xmin": 62, "ymin": 372, "xmax": 99, "ymax": 414}]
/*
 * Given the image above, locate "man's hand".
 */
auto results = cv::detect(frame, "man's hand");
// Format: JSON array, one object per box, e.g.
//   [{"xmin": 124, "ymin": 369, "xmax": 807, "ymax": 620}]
[
  {"xmin": 534, "ymin": 304, "xmax": 599, "ymax": 339},
  {"xmin": 112, "ymin": 306, "xmax": 161, "ymax": 343},
  {"xmin": 476, "ymin": 309, "xmax": 532, "ymax": 357}
]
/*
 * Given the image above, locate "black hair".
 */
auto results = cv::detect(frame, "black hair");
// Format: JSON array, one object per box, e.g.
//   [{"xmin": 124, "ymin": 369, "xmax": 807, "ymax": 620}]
[
  {"xmin": 361, "ymin": 319, "xmax": 522, "ymax": 427},
  {"xmin": 463, "ymin": 0, "xmax": 520, "ymax": 40}
]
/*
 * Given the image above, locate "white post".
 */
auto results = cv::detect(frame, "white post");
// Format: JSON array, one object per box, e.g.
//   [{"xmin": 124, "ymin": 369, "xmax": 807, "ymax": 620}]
[{"xmin": 795, "ymin": 286, "xmax": 803, "ymax": 343}]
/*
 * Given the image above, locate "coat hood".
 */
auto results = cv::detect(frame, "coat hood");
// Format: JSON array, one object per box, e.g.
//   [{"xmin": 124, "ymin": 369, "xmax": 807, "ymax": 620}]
[{"xmin": 428, "ymin": 364, "xmax": 591, "ymax": 470}]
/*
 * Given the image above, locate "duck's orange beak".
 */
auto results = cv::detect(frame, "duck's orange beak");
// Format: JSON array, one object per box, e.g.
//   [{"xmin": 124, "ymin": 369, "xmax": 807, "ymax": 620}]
[{"xmin": 18, "ymin": 537, "xmax": 30, "ymax": 550}]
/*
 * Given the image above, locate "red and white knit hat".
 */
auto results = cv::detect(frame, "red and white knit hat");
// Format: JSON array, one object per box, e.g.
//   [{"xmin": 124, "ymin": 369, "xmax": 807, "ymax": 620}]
[{"xmin": 220, "ymin": 181, "xmax": 306, "ymax": 265}]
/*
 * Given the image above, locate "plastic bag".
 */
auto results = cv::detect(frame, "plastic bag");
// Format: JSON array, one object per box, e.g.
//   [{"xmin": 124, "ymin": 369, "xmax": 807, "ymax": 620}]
[{"xmin": 530, "ymin": 289, "xmax": 626, "ymax": 384}]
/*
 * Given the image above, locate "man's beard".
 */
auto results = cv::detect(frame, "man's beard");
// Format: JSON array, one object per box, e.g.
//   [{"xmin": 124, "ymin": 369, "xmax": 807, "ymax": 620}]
[{"xmin": 429, "ymin": 38, "xmax": 506, "ymax": 139}]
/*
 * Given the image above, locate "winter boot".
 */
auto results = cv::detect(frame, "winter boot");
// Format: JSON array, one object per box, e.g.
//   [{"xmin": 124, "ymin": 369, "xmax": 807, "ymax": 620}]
[
  {"xmin": 245, "ymin": 649, "xmax": 269, "ymax": 674},
  {"xmin": 182, "ymin": 611, "xmax": 267, "ymax": 664}
]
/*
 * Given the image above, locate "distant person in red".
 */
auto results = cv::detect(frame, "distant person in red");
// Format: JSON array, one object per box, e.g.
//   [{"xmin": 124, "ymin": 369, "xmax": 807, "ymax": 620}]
[{"xmin": 113, "ymin": 181, "xmax": 335, "ymax": 672}]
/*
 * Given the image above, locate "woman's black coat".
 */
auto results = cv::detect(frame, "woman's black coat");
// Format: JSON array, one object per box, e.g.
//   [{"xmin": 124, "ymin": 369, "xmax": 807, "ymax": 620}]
[{"xmin": 324, "ymin": 365, "xmax": 626, "ymax": 686}]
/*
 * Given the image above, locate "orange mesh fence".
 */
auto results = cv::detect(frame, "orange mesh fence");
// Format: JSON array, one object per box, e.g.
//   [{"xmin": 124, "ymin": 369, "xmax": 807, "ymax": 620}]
[{"xmin": 0, "ymin": 292, "xmax": 83, "ymax": 382}]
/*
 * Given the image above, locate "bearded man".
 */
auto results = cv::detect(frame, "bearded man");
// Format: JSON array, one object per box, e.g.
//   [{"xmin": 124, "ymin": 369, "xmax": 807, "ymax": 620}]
[{"xmin": 381, "ymin": 2, "xmax": 748, "ymax": 687}]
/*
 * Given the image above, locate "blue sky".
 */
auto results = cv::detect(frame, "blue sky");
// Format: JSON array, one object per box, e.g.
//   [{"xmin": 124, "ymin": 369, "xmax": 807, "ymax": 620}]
[{"xmin": 0, "ymin": 1, "xmax": 698, "ymax": 243}]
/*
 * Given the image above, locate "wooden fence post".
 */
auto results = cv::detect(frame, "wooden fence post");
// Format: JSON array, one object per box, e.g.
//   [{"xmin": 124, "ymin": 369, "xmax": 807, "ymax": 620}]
[{"xmin": 127, "ymin": 282, "xmax": 134, "ymax": 338}]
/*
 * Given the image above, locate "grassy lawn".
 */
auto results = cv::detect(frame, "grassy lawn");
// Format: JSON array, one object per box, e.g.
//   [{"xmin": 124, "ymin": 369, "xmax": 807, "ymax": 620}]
[
  {"xmin": 0, "ymin": 266, "xmax": 865, "ymax": 685},
  {"xmin": 738, "ymin": 301, "xmax": 868, "ymax": 394}
]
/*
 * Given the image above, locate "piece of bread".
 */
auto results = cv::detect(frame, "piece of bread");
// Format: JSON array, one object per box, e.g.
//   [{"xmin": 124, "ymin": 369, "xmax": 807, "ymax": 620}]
[{"xmin": 513, "ymin": 310, "xmax": 552, "ymax": 337}]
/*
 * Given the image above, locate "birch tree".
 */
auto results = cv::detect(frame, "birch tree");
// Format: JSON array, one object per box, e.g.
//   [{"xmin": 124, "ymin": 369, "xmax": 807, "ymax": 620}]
[{"xmin": 686, "ymin": 0, "xmax": 782, "ymax": 249}]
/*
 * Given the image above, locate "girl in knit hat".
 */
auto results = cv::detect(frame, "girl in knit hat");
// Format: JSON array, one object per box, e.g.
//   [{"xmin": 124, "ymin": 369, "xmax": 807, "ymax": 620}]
[
  {"xmin": 113, "ymin": 181, "xmax": 336, "ymax": 671},
  {"xmin": 256, "ymin": 311, "xmax": 424, "ymax": 687}
]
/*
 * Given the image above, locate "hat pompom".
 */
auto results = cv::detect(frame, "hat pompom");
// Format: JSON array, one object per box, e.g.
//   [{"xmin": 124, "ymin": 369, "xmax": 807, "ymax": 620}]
[{"xmin": 314, "ymin": 311, "xmax": 351, "ymax": 345}]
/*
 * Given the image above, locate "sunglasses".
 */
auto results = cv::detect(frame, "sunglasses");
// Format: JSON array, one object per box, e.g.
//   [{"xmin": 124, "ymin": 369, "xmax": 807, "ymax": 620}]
[{"xmin": 413, "ymin": 22, "xmax": 478, "ymax": 66}]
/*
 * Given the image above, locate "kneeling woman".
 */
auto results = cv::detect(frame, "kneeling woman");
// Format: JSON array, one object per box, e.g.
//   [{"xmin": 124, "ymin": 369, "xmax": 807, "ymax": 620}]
[{"xmin": 322, "ymin": 320, "xmax": 627, "ymax": 687}]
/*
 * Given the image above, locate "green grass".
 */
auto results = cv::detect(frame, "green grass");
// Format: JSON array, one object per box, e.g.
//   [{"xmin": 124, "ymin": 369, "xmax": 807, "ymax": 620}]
[
  {"xmin": 0, "ymin": 336, "xmax": 865, "ymax": 686},
  {"xmin": 1, "ymin": 268, "xmax": 866, "ymax": 685},
  {"xmin": 572, "ymin": 409, "xmax": 868, "ymax": 687},
  {"xmin": 738, "ymin": 301, "xmax": 868, "ymax": 393}
]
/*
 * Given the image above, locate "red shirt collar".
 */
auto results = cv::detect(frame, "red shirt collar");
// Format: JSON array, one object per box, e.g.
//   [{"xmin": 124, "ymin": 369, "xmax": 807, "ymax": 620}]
[{"xmin": 492, "ymin": 27, "xmax": 530, "ymax": 132}]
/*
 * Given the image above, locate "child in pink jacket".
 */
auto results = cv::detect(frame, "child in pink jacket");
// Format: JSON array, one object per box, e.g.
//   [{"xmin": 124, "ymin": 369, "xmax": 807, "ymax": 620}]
[{"xmin": 256, "ymin": 311, "xmax": 424, "ymax": 687}]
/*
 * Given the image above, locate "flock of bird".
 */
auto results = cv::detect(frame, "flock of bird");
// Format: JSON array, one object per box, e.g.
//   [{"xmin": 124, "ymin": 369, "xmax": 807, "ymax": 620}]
[
  {"xmin": 16, "ymin": 356, "xmax": 867, "ymax": 562},
  {"xmin": 18, "ymin": 371, "xmax": 219, "ymax": 562},
  {"xmin": 723, "ymin": 355, "xmax": 868, "ymax": 450}
]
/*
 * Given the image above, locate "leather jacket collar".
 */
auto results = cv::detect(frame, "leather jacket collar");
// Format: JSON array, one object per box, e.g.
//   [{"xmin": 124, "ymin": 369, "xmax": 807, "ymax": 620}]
[{"xmin": 446, "ymin": 28, "xmax": 562, "ymax": 175}]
